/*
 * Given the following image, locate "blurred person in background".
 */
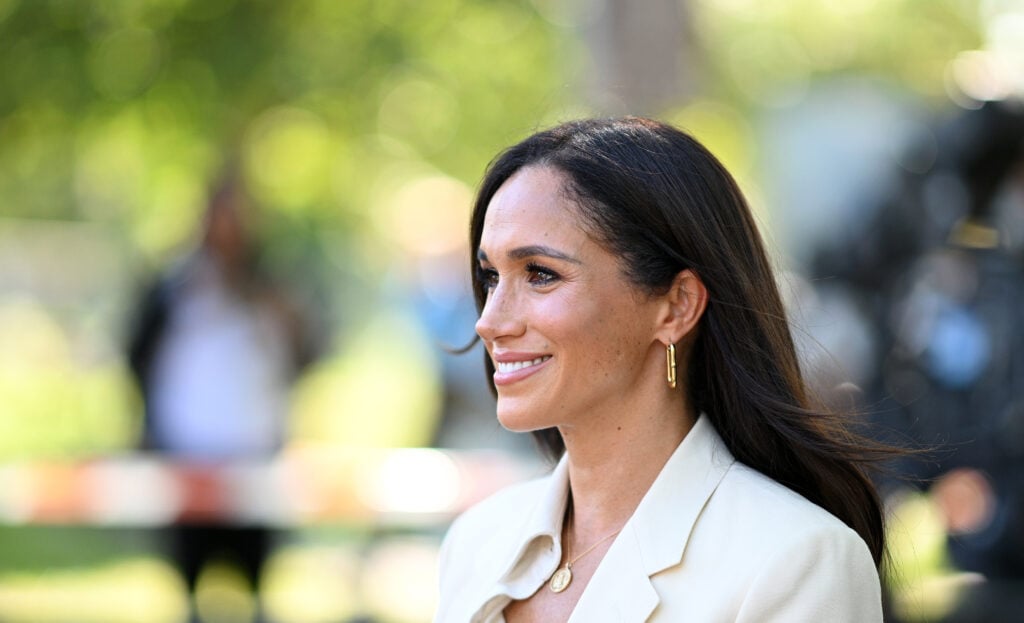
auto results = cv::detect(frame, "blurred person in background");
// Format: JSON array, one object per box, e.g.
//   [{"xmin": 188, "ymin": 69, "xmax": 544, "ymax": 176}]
[
  {"xmin": 810, "ymin": 98, "xmax": 1024, "ymax": 621},
  {"xmin": 127, "ymin": 169, "xmax": 320, "ymax": 623},
  {"xmin": 436, "ymin": 118, "xmax": 895, "ymax": 622}
]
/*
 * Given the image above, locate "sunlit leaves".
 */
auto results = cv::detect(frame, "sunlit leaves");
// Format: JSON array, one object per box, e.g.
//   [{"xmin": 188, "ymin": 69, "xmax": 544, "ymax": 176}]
[
  {"xmin": 695, "ymin": 0, "xmax": 982, "ymax": 104},
  {"xmin": 86, "ymin": 27, "xmax": 163, "ymax": 101},
  {"xmin": 377, "ymin": 71, "xmax": 461, "ymax": 155},
  {"xmin": 244, "ymin": 107, "xmax": 333, "ymax": 214},
  {"xmin": 289, "ymin": 313, "xmax": 442, "ymax": 448}
]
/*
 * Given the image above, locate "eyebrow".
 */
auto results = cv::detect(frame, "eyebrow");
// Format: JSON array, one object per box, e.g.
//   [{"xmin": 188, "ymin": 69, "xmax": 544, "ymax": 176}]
[{"xmin": 477, "ymin": 245, "xmax": 582, "ymax": 264}]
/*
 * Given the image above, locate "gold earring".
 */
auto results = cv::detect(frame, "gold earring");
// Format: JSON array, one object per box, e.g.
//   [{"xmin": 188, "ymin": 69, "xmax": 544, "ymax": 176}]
[{"xmin": 666, "ymin": 343, "xmax": 677, "ymax": 389}]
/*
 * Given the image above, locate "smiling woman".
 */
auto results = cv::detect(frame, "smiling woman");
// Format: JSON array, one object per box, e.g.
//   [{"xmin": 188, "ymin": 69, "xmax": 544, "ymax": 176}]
[
  {"xmin": 435, "ymin": 118, "xmax": 892, "ymax": 623},
  {"xmin": 474, "ymin": 166, "xmax": 673, "ymax": 438}
]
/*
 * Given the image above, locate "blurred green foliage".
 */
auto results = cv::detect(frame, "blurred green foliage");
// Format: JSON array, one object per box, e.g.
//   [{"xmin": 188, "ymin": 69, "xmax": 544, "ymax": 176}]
[
  {"xmin": 0, "ymin": 0, "xmax": 575, "ymax": 244},
  {"xmin": 0, "ymin": 0, "xmax": 992, "ymax": 460},
  {"xmin": 0, "ymin": 0, "xmax": 580, "ymax": 459},
  {"xmin": 694, "ymin": 0, "xmax": 982, "ymax": 107}
]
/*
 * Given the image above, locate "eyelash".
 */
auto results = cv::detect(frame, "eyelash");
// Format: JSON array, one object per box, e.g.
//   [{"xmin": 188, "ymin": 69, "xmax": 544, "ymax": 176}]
[
  {"xmin": 478, "ymin": 267, "xmax": 499, "ymax": 292},
  {"xmin": 526, "ymin": 263, "xmax": 559, "ymax": 286},
  {"xmin": 477, "ymin": 263, "xmax": 561, "ymax": 292}
]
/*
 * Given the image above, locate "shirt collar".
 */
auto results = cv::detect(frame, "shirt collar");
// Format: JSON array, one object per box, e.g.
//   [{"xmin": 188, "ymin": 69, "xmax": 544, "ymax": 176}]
[
  {"xmin": 494, "ymin": 452, "xmax": 570, "ymax": 589},
  {"xmin": 466, "ymin": 453, "xmax": 571, "ymax": 622},
  {"xmin": 476, "ymin": 414, "xmax": 734, "ymax": 618}
]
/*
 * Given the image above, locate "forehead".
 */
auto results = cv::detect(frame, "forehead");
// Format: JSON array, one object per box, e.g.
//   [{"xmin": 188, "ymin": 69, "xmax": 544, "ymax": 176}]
[{"xmin": 480, "ymin": 166, "xmax": 589, "ymax": 252}]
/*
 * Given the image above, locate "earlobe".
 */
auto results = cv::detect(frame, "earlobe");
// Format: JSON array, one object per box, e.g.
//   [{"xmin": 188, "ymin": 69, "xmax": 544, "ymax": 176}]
[{"xmin": 661, "ymin": 269, "xmax": 708, "ymax": 344}]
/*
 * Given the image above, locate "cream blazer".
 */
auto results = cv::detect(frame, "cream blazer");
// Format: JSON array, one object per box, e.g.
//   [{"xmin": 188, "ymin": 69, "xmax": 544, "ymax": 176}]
[{"xmin": 435, "ymin": 415, "xmax": 883, "ymax": 622}]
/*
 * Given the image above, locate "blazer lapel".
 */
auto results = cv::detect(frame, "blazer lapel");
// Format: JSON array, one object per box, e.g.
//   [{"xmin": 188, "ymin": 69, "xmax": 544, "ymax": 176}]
[
  {"xmin": 568, "ymin": 415, "xmax": 735, "ymax": 622},
  {"xmin": 631, "ymin": 415, "xmax": 735, "ymax": 576},
  {"xmin": 567, "ymin": 524, "xmax": 660, "ymax": 622}
]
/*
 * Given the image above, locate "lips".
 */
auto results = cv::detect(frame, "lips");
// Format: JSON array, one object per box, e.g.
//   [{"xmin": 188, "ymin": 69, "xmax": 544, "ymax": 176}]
[
  {"xmin": 495, "ymin": 356, "xmax": 550, "ymax": 373},
  {"xmin": 491, "ymin": 354, "xmax": 552, "ymax": 385}
]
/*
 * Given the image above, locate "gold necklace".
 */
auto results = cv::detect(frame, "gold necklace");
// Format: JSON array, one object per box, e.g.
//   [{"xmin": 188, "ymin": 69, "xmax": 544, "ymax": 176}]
[{"xmin": 548, "ymin": 512, "xmax": 621, "ymax": 594}]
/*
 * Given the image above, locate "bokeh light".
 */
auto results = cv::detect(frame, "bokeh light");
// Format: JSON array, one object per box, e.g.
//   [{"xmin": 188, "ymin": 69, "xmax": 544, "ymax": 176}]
[{"xmin": 244, "ymin": 107, "xmax": 334, "ymax": 214}]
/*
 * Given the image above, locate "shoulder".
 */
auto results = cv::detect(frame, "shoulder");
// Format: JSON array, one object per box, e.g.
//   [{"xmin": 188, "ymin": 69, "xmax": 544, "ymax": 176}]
[
  {"xmin": 653, "ymin": 462, "xmax": 881, "ymax": 621},
  {"xmin": 724, "ymin": 472, "xmax": 882, "ymax": 622},
  {"xmin": 716, "ymin": 462, "xmax": 849, "ymax": 537},
  {"xmin": 708, "ymin": 461, "xmax": 876, "ymax": 567}
]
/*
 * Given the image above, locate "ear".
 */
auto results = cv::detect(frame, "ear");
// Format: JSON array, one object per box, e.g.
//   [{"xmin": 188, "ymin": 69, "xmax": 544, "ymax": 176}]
[{"xmin": 655, "ymin": 269, "xmax": 708, "ymax": 345}]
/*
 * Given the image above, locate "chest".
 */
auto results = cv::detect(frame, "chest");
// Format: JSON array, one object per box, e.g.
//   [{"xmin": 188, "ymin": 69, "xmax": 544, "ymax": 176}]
[{"xmin": 503, "ymin": 541, "xmax": 612, "ymax": 623}]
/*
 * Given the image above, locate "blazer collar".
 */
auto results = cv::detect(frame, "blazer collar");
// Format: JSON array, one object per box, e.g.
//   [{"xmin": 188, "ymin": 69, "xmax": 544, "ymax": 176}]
[
  {"xmin": 570, "ymin": 414, "xmax": 735, "ymax": 621},
  {"xmin": 629, "ymin": 414, "xmax": 735, "ymax": 575},
  {"xmin": 474, "ymin": 415, "xmax": 734, "ymax": 622}
]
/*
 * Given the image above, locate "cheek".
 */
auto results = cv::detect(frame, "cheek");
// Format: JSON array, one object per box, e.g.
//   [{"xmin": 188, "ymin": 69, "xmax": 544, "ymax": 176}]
[
  {"xmin": 586, "ymin": 314, "xmax": 619, "ymax": 362},
  {"xmin": 530, "ymin": 294, "xmax": 587, "ymax": 342},
  {"xmin": 597, "ymin": 305, "xmax": 654, "ymax": 366},
  {"xmin": 528, "ymin": 285, "xmax": 650, "ymax": 370}
]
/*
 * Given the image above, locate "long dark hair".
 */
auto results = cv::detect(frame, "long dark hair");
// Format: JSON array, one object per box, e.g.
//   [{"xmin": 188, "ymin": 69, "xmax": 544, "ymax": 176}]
[{"xmin": 468, "ymin": 117, "xmax": 893, "ymax": 567}]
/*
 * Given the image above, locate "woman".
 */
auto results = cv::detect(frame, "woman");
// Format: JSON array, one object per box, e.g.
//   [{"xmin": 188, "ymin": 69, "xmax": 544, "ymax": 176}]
[{"xmin": 435, "ymin": 117, "xmax": 887, "ymax": 622}]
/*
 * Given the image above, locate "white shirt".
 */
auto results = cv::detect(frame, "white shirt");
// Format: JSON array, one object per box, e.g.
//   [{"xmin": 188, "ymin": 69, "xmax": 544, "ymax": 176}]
[
  {"xmin": 149, "ymin": 257, "xmax": 292, "ymax": 460},
  {"xmin": 435, "ymin": 415, "xmax": 883, "ymax": 622}
]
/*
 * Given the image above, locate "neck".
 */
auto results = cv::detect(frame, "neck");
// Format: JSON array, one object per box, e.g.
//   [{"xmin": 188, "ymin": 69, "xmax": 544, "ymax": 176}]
[{"xmin": 559, "ymin": 388, "xmax": 696, "ymax": 542}]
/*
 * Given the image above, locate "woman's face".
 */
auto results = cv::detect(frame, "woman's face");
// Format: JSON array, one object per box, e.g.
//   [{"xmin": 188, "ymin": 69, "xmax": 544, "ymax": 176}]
[{"xmin": 475, "ymin": 165, "xmax": 666, "ymax": 433}]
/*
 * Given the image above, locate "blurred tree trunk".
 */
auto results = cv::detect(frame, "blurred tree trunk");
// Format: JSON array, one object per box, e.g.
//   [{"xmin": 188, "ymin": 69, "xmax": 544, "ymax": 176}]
[{"xmin": 582, "ymin": 0, "xmax": 700, "ymax": 115}]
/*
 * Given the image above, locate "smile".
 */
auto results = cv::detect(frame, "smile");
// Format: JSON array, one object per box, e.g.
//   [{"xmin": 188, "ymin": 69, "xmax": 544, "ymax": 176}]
[{"xmin": 496, "ymin": 356, "xmax": 551, "ymax": 373}]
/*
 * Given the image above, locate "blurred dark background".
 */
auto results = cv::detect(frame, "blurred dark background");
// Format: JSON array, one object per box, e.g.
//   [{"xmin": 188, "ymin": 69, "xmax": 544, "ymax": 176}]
[{"xmin": 0, "ymin": 0, "xmax": 1022, "ymax": 621}]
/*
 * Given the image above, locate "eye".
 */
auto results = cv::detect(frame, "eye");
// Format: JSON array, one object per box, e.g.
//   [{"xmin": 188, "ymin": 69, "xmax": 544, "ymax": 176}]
[
  {"xmin": 526, "ymin": 263, "xmax": 559, "ymax": 286},
  {"xmin": 478, "ymin": 266, "xmax": 499, "ymax": 292}
]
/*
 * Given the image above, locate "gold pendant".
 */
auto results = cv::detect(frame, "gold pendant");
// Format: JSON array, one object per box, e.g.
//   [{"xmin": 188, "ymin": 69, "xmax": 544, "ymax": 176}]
[{"xmin": 549, "ymin": 566, "xmax": 572, "ymax": 593}]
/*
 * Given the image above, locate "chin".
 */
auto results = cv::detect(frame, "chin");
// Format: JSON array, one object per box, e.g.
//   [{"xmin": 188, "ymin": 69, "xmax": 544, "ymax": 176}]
[{"xmin": 495, "ymin": 399, "xmax": 548, "ymax": 433}]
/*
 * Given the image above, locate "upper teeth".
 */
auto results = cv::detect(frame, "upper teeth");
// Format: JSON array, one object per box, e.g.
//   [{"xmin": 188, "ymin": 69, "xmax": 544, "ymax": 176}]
[{"xmin": 497, "ymin": 356, "xmax": 550, "ymax": 373}]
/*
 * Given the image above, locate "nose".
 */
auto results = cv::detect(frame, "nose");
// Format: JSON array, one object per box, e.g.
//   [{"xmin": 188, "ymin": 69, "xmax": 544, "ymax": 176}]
[{"xmin": 475, "ymin": 282, "xmax": 525, "ymax": 343}]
